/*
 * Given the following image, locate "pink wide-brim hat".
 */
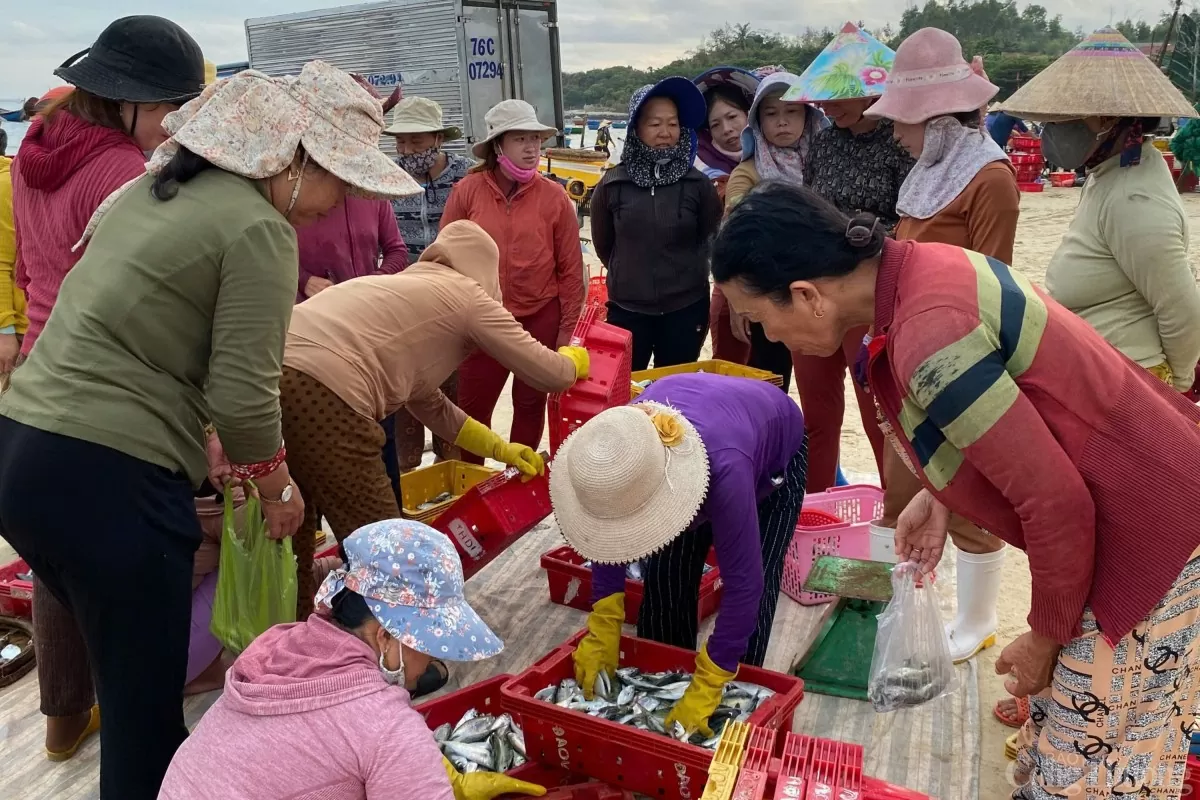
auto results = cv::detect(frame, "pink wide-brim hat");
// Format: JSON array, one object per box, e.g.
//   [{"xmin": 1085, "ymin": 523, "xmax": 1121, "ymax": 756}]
[{"xmin": 865, "ymin": 27, "xmax": 998, "ymax": 125}]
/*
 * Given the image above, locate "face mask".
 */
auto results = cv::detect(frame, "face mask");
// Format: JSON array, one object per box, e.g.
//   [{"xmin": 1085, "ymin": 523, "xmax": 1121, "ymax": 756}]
[
  {"xmin": 378, "ymin": 648, "xmax": 406, "ymax": 686},
  {"xmin": 1040, "ymin": 120, "xmax": 1107, "ymax": 171},
  {"xmin": 396, "ymin": 146, "xmax": 439, "ymax": 177},
  {"xmin": 497, "ymin": 152, "xmax": 538, "ymax": 184}
]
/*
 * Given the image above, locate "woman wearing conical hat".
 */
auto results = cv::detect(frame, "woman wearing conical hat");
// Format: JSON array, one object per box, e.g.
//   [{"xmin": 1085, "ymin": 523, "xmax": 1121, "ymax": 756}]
[
  {"xmin": 993, "ymin": 27, "xmax": 1200, "ymax": 782},
  {"xmin": 774, "ymin": 22, "xmax": 914, "ymax": 493}
]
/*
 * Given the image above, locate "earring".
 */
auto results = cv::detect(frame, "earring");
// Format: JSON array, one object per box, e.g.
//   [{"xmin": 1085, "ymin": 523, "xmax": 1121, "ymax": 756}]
[
  {"xmin": 378, "ymin": 650, "xmax": 406, "ymax": 686},
  {"xmin": 814, "ymin": 309, "xmax": 825, "ymax": 319}
]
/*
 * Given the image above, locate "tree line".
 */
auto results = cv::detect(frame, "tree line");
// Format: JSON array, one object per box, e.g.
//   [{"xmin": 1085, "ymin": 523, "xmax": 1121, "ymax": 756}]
[{"xmin": 562, "ymin": 0, "xmax": 1177, "ymax": 111}]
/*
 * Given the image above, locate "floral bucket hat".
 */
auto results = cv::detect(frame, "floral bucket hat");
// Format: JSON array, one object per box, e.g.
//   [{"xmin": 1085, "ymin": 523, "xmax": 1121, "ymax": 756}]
[
  {"xmin": 784, "ymin": 22, "xmax": 895, "ymax": 103},
  {"xmin": 315, "ymin": 520, "xmax": 503, "ymax": 662},
  {"xmin": 74, "ymin": 60, "xmax": 422, "ymax": 249}
]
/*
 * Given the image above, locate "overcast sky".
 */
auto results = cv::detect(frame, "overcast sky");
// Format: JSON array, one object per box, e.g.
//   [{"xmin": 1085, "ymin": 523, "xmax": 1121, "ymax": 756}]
[{"xmin": 0, "ymin": 0, "xmax": 1170, "ymax": 100}]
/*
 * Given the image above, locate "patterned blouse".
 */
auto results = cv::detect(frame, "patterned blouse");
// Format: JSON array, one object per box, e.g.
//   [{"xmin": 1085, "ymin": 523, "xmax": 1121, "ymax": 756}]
[
  {"xmin": 804, "ymin": 119, "xmax": 915, "ymax": 230},
  {"xmin": 391, "ymin": 151, "xmax": 473, "ymax": 260}
]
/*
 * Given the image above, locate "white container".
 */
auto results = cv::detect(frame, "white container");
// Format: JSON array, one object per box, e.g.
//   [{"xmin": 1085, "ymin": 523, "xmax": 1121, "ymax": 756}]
[{"xmin": 868, "ymin": 520, "xmax": 899, "ymax": 564}]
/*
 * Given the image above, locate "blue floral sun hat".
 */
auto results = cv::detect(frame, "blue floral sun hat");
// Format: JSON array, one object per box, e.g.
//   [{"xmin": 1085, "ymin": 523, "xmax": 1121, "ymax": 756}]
[
  {"xmin": 783, "ymin": 22, "xmax": 896, "ymax": 103},
  {"xmin": 315, "ymin": 519, "xmax": 503, "ymax": 661}
]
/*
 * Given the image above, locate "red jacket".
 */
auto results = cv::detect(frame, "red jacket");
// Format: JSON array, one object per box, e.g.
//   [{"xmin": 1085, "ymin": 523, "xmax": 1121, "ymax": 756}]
[
  {"xmin": 868, "ymin": 238, "xmax": 1200, "ymax": 646},
  {"xmin": 441, "ymin": 169, "xmax": 584, "ymax": 342},
  {"xmin": 12, "ymin": 112, "xmax": 145, "ymax": 354}
]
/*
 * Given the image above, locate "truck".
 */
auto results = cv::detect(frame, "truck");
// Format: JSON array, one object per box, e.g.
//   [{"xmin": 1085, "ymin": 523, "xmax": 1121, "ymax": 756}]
[{"xmin": 243, "ymin": 0, "xmax": 565, "ymax": 156}]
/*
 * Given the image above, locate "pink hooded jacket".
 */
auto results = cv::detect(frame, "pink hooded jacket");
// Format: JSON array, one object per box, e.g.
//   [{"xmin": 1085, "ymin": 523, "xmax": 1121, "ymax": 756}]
[{"xmin": 158, "ymin": 614, "xmax": 454, "ymax": 800}]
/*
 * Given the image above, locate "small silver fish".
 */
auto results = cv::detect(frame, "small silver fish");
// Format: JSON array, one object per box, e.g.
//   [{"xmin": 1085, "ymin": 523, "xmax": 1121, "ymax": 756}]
[
  {"xmin": 534, "ymin": 685, "xmax": 557, "ymax": 703},
  {"xmin": 651, "ymin": 681, "xmax": 690, "ymax": 702},
  {"xmin": 626, "ymin": 562, "xmax": 644, "ymax": 581},
  {"xmin": 452, "ymin": 715, "xmax": 502, "ymax": 744},
  {"xmin": 447, "ymin": 753, "xmax": 479, "ymax": 774},
  {"xmin": 671, "ymin": 721, "xmax": 690, "ymax": 742},
  {"xmin": 490, "ymin": 729, "xmax": 513, "ymax": 771},
  {"xmin": 443, "ymin": 740, "xmax": 494, "ymax": 769},
  {"xmin": 616, "ymin": 684, "xmax": 636, "ymax": 706},
  {"xmin": 433, "ymin": 723, "xmax": 453, "ymax": 743},
  {"xmin": 594, "ymin": 670, "xmax": 614, "ymax": 701},
  {"xmin": 507, "ymin": 728, "xmax": 526, "ymax": 758},
  {"xmin": 555, "ymin": 678, "xmax": 584, "ymax": 706}
]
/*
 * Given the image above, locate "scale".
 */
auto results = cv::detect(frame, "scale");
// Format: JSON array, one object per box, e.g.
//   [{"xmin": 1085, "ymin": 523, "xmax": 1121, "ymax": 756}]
[{"xmin": 793, "ymin": 555, "xmax": 896, "ymax": 701}]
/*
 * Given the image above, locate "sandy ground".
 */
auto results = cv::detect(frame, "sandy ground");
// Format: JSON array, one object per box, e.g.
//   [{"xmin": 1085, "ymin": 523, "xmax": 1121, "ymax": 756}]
[{"xmin": 0, "ymin": 186, "xmax": 1196, "ymax": 797}]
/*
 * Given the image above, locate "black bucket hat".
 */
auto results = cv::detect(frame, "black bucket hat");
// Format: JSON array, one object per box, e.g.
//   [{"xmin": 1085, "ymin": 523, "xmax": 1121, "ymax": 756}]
[{"xmin": 55, "ymin": 16, "xmax": 205, "ymax": 105}]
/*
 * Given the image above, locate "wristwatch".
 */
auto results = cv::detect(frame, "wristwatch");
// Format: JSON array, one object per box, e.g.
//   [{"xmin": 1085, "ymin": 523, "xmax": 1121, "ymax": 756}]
[{"xmin": 261, "ymin": 481, "xmax": 295, "ymax": 505}]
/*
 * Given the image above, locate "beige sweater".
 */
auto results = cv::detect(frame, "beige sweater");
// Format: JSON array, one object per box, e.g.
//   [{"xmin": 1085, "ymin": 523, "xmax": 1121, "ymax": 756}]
[
  {"xmin": 1046, "ymin": 143, "xmax": 1200, "ymax": 390},
  {"xmin": 284, "ymin": 221, "xmax": 576, "ymax": 440}
]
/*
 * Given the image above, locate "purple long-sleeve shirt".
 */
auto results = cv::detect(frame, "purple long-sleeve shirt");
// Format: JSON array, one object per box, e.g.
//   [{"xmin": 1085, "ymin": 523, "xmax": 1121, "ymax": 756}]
[
  {"xmin": 295, "ymin": 196, "xmax": 408, "ymax": 302},
  {"xmin": 592, "ymin": 373, "xmax": 806, "ymax": 671}
]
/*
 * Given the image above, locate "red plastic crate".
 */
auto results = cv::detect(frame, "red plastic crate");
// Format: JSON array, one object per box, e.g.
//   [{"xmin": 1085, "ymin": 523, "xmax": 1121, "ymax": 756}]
[
  {"xmin": 1010, "ymin": 134, "xmax": 1041, "ymax": 153},
  {"xmin": 540, "ymin": 546, "xmax": 723, "ymax": 624},
  {"xmin": 501, "ymin": 630, "xmax": 805, "ymax": 800},
  {"xmin": 0, "ymin": 558, "xmax": 33, "ymax": 619},
  {"xmin": 861, "ymin": 777, "xmax": 931, "ymax": 799},
  {"xmin": 548, "ymin": 305, "xmax": 633, "ymax": 456},
  {"xmin": 783, "ymin": 485, "xmax": 883, "ymax": 606},
  {"xmin": 732, "ymin": 726, "xmax": 778, "ymax": 800},
  {"xmin": 586, "ymin": 269, "xmax": 609, "ymax": 322},
  {"xmin": 774, "ymin": 734, "xmax": 813, "ymax": 799},
  {"xmin": 1018, "ymin": 181, "xmax": 1044, "ymax": 193},
  {"xmin": 539, "ymin": 784, "xmax": 634, "ymax": 800},
  {"xmin": 1186, "ymin": 755, "xmax": 1200, "ymax": 797},
  {"xmin": 433, "ymin": 467, "xmax": 552, "ymax": 579}
]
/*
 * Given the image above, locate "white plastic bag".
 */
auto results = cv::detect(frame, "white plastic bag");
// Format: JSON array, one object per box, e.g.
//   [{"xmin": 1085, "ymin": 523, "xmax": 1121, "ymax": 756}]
[{"xmin": 868, "ymin": 562, "xmax": 957, "ymax": 712}]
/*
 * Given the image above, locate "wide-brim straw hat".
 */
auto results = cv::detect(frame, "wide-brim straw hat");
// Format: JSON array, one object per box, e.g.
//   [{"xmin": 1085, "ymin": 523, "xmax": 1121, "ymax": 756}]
[
  {"xmin": 784, "ymin": 22, "xmax": 897, "ymax": 103},
  {"xmin": 385, "ymin": 96, "xmax": 462, "ymax": 141},
  {"xmin": 472, "ymin": 98, "xmax": 557, "ymax": 158},
  {"xmin": 865, "ymin": 27, "xmax": 997, "ymax": 125},
  {"xmin": 549, "ymin": 402, "xmax": 710, "ymax": 564},
  {"xmin": 998, "ymin": 26, "xmax": 1199, "ymax": 122}
]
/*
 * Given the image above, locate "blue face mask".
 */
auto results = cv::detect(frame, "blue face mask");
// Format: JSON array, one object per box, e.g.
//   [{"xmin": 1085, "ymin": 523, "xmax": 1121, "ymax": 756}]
[{"xmin": 1040, "ymin": 120, "xmax": 1109, "ymax": 171}]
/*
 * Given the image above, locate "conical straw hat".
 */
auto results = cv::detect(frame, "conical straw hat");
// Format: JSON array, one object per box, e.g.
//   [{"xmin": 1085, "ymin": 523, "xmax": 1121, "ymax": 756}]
[
  {"xmin": 783, "ymin": 22, "xmax": 896, "ymax": 103},
  {"xmin": 999, "ymin": 26, "xmax": 1197, "ymax": 121}
]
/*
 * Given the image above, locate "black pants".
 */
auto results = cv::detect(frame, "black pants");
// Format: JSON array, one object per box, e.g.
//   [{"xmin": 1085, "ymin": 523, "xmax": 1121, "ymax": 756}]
[
  {"xmin": 749, "ymin": 324, "xmax": 794, "ymax": 394},
  {"xmin": 378, "ymin": 413, "xmax": 403, "ymax": 507},
  {"xmin": 0, "ymin": 417, "xmax": 200, "ymax": 800},
  {"xmin": 608, "ymin": 296, "xmax": 710, "ymax": 372},
  {"xmin": 637, "ymin": 436, "xmax": 808, "ymax": 667}
]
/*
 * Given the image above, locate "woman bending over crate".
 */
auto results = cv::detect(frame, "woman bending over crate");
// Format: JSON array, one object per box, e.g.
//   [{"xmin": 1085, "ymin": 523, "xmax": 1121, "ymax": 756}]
[
  {"xmin": 711, "ymin": 181, "xmax": 1200, "ymax": 800},
  {"xmin": 549, "ymin": 371, "xmax": 807, "ymax": 738},
  {"xmin": 280, "ymin": 221, "xmax": 588, "ymax": 646}
]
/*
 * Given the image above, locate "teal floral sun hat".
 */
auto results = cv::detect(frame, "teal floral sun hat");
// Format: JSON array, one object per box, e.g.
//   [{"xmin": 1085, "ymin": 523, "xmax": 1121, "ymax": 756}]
[{"xmin": 783, "ymin": 22, "xmax": 896, "ymax": 103}]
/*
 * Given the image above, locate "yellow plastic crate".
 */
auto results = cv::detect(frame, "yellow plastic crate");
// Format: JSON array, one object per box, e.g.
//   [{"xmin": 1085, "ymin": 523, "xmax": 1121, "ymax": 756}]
[
  {"xmin": 700, "ymin": 721, "xmax": 751, "ymax": 800},
  {"xmin": 399, "ymin": 461, "xmax": 500, "ymax": 524},
  {"xmin": 630, "ymin": 359, "xmax": 784, "ymax": 398}
]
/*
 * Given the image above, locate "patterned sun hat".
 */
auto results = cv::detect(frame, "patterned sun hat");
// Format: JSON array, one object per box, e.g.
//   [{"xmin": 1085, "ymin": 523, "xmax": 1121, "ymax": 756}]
[
  {"xmin": 315, "ymin": 520, "xmax": 503, "ymax": 662},
  {"xmin": 784, "ymin": 22, "xmax": 896, "ymax": 103}
]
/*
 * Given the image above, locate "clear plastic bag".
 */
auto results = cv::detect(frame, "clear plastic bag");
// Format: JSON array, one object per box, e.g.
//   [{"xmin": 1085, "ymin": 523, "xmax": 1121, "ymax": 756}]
[{"xmin": 868, "ymin": 562, "xmax": 957, "ymax": 712}]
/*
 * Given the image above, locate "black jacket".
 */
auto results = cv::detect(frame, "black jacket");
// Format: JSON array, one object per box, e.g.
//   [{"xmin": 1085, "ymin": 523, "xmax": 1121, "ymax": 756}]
[{"xmin": 590, "ymin": 165, "xmax": 723, "ymax": 315}]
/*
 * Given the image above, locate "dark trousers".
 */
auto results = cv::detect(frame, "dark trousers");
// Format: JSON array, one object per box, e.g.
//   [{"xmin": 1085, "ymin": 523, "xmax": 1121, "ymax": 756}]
[
  {"xmin": 379, "ymin": 413, "xmax": 403, "ymax": 508},
  {"xmin": 607, "ymin": 296, "xmax": 710, "ymax": 372},
  {"xmin": 748, "ymin": 324, "xmax": 794, "ymax": 394},
  {"xmin": 637, "ymin": 437, "xmax": 808, "ymax": 667},
  {"xmin": 0, "ymin": 417, "xmax": 200, "ymax": 800}
]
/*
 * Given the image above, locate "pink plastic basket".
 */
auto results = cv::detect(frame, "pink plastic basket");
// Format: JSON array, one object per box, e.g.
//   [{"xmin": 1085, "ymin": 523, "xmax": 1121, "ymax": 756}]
[{"xmin": 782, "ymin": 484, "xmax": 884, "ymax": 606}]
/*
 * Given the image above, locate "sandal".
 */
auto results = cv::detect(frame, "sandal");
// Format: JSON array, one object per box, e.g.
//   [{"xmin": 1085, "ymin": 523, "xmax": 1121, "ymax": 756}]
[
  {"xmin": 410, "ymin": 659, "xmax": 449, "ymax": 699},
  {"xmin": 46, "ymin": 705, "xmax": 101, "ymax": 762},
  {"xmin": 993, "ymin": 695, "xmax": 1030, "ymax": 729}
]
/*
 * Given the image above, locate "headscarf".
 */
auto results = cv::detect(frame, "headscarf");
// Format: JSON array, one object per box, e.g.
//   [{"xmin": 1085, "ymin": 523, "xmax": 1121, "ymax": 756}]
[
  {"xmin": 895, "ymin": 115, "xmax": 1008, "ymax": 220},
  {"xmin": 623, "ymin": 84, "xmax": 696, "ymax": 189},
  {"xmin": 742, "ymin": 72, "xmax": 825, "ymax": 185},
  {"xmin": 1085, "ymin": 118, "xmax": 1148, "ymax": 170}
]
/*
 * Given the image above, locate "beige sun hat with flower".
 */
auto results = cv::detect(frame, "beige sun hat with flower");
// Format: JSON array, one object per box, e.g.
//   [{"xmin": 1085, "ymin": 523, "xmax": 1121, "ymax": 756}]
[
  {"xmin": 549, "ymin": 402, "xmax": 710, "ymax": 564},
  {"xmin": 75, "ymin": 60, "xmax": 422, "ymax": 249}
]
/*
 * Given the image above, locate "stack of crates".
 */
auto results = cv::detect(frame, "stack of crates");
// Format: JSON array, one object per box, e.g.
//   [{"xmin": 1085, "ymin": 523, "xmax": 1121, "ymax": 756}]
[
  {"xmin": 548, "ymin": 305, "xmax": 633, "ymax": 456},
  {"xmin": 1009, "ymin": 134, "xmax": 1045, "ymax": 192}
]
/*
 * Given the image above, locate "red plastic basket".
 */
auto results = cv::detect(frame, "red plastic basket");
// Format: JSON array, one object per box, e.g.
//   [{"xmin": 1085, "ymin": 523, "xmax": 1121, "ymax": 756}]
[
  {"xmin": 732, "ymin": 726, "xmax": 778, "ymax": 800},
  {"xmin": 501, "ymin": 630, "xmax": 805, "ymax": 800},
  {"xmin": 0, "ymin": 558, "xmax": 33, "ymax": 619},
  {"xmin": 773, "ymin": 733, "xmax": 812, "ymax": 799},
  {"xmin": 1018, "ymin": 181, "xmax": 1044, "ymax": 193},
  {"xmin": 1010, "ymin": 134, "xmax": 1041, "ymax": 153},
  {"xmin": 1049, "ymin": 171, "xmax": 1075, "ymax": 187},
  {"xmin": 432, "ymin": 468, "xmax": 553, "ymax": 579},
  {"xmin": 861, "ymin": 777, "xmax": 932, "ymax": 799},
  {"xmin": 548, "ymin": 305, "xmax": 633, "ymax": 457},
  {"xmin": 540, "ymin": 546, "xmax": 723, "ymax": 624},
  {"xmin": 586, "ymin": 269, "xmax": 608, "ymax": 322},
  {"xmin": 783, "ymin": 485, "xmax": 884, "ymax": 606}
]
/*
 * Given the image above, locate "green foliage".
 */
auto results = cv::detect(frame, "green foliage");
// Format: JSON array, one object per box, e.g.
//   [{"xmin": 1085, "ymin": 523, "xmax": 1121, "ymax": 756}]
[{"xmin": 1170, "ymin": 117, "xmax": 1200, "ymax": 172}]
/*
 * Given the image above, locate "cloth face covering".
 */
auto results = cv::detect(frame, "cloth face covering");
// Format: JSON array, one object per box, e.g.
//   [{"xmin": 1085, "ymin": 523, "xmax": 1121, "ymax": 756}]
[
  {"xmin": 397, "ymin": 147, "xmax": 439, "ymax": 177},
  {"xmin": 622, "ymin": 131, "xmax": 692, "ymax": 189}
]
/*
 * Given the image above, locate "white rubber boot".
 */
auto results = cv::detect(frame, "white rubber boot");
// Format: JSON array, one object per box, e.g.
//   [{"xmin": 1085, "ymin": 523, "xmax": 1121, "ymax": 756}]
[
  {"xmin": 946, "ymin": 547, "xmax": 1005, "ymax": 663},
  {"xmin": 868, "ymin": 520, "xmax": 899, "ymax": 564}
]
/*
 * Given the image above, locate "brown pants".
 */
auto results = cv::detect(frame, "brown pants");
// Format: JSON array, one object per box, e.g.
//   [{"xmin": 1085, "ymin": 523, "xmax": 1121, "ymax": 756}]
[
  {"xmin": 394, "ymin": 372, "xmax": 460, "ymax": 471},
  {"xmin": 880, "ymin": 445, "xmax": 1004, "ymax": 554},
  {"xmin": 280, "ymin": 367, "xmax": 401, "ymax": 618}
]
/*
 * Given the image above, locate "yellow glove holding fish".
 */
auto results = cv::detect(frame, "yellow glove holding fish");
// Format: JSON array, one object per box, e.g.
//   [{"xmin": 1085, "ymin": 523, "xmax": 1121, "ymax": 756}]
[
  {"xmin": 665, "ymin": 644, "xmax": 736, "ymax": 738},
  {"xmin": 574, "ymin": 592, "xmax": 624, "ymax": 700},
  {"xmin": 442, "ymin": 756, "xmax": 546, "ymax": 800},
  {"xmin": 455, "ymin": 418, "xmax": 544, "ymax": 479},
  {"xmin": 557, "ymin": 346, "xmax": 590, "ymax": 380}
]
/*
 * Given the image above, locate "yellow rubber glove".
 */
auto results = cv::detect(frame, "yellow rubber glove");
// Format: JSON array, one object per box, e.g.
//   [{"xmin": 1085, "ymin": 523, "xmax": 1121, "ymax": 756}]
[
  {"xmin": 557, "ymin": 346, "xmax": 590, "ymax": 380},
  {"xmin": 573, "ymin": 592, "xmax": 624, "ymax": 700},
  {"xmin": 664, "ymin": 643, "xmax": 736, "ymax": 738},
  {"xmin": 454, "ymin": 418, "xmax": 545, "ymax": 478},
  {"xmin": 442, "ymin": 757, "xmax": 546, "ymax": 800}
]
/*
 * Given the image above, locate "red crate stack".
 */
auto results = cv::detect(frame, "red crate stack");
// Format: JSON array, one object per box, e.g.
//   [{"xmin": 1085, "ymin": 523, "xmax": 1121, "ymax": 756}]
[
  {"xmin": 548, "ymin": 305, "xmax": 633, "ymax": 456},
  {"xmin": 732, "ymin": 726, "xmax": 778, "ymax": 800},
  {"xmin": 773, "ymin": 734, "xmax": 813, "ymax": 799}
]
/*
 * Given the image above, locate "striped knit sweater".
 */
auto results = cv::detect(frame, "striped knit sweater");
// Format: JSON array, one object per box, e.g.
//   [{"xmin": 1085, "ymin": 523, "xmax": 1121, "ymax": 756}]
[{"xmin": 867, "ymin": 238, "xmax": 1200, "ymax": 645}]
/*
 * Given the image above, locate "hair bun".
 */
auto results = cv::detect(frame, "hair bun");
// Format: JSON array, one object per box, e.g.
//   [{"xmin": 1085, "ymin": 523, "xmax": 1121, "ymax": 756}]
[{"xmin": 845, "ymin": 214, "xmax": 878, "ymax": 249}]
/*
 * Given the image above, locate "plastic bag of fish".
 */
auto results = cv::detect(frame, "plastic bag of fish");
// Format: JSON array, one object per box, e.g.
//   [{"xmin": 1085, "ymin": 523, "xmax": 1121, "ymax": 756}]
[
  {"xmin": 533, "ymin": 667, "xmax": 774, "ymax": 749},
  {"xmin": 433, "ymin": 709, "xmax": 527, "ymax": 773},
  {"xmin": 580, "ymin": 560, "xmax": 714, "ymax": 582},
  {"xmin": 867, "ymin": 563, "xmax": 956, "ymax": 712}
]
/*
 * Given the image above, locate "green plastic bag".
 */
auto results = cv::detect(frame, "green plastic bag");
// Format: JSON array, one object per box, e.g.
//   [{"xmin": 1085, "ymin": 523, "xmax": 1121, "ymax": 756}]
[{"xmin": 210, "ymin": 485, "xmax": 298, "ymax": 654}]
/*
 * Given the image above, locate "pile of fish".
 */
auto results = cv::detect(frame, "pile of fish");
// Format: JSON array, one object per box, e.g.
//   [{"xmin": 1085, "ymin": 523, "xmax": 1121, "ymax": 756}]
[
  {"xmin": 414, "ymin": 490, "xmax": 457, "ymax": 511},
  {"xmin": 580, "ymin": 560, "xmax": 715, "ymax": 582},
  {"xmin": 868, "ymin": 659, "xmax": 952, "ymax": 712},
  {"xmin": 433, "ymin": 709, "xmax": 527, "ymax": 773},
  {"xmin": 533, "ymin": 668, "xmax": 774, "ymax": 749}
]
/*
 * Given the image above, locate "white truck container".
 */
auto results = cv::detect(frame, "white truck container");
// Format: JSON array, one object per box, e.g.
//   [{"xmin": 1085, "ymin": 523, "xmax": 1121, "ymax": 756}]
[{"xmin": 244, "ymin": 0, "xmax": 565, "ymax": 155}]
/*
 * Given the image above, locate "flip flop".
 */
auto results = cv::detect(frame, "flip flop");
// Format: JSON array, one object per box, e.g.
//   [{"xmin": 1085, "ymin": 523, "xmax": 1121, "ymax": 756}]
[
  {"xmin": 46, "ymin": 705, "xmax": 101, "ymax": 762},
  {"xmin": 1004, "ymin": 732, "xmax": 1019, "ymax": 761},
  {"xmin": 410, "ymin": 660, "xmax": 449, "ymax": 699},
  {"xmin": 993, "ymin": 695, "xmax": 1030, "ymax": 729}
]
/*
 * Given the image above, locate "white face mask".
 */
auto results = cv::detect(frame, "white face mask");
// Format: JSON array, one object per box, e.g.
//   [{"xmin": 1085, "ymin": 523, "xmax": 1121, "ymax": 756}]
[{"xmin": 378, "ymin": 646, "xmax": 406, "ymax": 686}]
